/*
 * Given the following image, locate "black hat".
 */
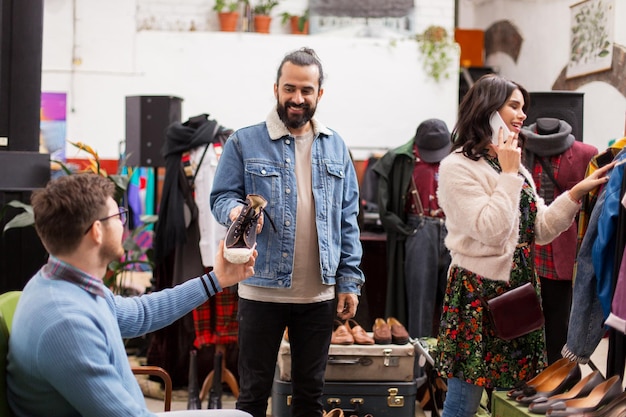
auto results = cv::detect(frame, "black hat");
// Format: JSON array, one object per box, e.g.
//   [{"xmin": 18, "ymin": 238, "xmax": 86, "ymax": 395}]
[{"xmin": 414, "ymin": 118, "xmax": 451, "ymax": 163}]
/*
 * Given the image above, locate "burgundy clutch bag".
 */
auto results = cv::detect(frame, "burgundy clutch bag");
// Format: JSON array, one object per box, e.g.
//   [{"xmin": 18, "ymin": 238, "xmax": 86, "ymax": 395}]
[{"xmin": 484, "ymin": 282, "xmax": 545, "ymax": 340}]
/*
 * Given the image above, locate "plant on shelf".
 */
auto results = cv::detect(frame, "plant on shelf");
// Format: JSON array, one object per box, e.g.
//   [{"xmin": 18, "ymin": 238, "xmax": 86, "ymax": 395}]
[
  {"xmin": 213, "ymin": 0, "xmax": 240, "ymax": 32},
  {"xmin": 253, "ymin": 0, "xmax": 279, "ymax": 16},
  {"xmin": 252, "ymin": 0, "xmax": 279, "ymax": 33},
  {"xmin": 280, "ymin": 9, "xmax": 309, "ymax": 35},
  {"xmin": 415, "ymin": 25, "xmax": 458, "ymax": 83},
  {"xmin": 213, "ymin": 0, "xmax": 239, "ymax": 13}
]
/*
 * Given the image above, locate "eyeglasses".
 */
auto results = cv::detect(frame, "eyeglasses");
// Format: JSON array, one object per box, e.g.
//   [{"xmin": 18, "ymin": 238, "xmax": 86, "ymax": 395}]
[{"xmin": 84, "ymin": 207, "xmax": 128, "ymax": 234}]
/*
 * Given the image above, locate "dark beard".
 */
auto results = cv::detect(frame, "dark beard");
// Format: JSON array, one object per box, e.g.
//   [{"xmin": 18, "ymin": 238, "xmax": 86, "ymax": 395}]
[{"xmin": 276, "ymin": 101, "xmax": 316, "ymax": 130}]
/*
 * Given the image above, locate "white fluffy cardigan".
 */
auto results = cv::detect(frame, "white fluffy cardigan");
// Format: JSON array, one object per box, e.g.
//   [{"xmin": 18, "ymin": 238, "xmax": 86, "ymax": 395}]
[{"xmin": 438, "ymin": 150, "xmax": 581, "ymax": 282}]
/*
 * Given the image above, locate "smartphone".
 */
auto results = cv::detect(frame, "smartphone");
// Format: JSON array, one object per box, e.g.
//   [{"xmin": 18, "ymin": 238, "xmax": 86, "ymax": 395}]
[{"xmin": 489, "ymin": 111, "xmax": 511, "ymax": 145}]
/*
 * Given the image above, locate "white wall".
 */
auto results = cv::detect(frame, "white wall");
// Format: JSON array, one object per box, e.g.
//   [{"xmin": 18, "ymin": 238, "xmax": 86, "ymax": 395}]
[
  {"xmin": 458, "ymin": 0, "xmax": 626, "ymax": 151},
  {"xmin": 41, "ymin": 0, "xmax": 458, "ymax": 161}
]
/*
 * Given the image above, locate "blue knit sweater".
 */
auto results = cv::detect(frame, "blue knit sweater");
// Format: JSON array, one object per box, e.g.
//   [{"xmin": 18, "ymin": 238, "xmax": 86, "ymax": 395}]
[{"xmin": 7, "ymin": 256, "xmax": 221, "ymax": 417}]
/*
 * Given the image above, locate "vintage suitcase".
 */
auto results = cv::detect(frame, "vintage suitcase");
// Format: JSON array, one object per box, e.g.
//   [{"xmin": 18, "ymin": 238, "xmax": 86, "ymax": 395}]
[
  {"xmin": 271, "ymin": 378, "xmax": 417, "ymax": 417},
  {"xmin": 277, "ymin": 337, "xmax": 415, "ymax": 382}
]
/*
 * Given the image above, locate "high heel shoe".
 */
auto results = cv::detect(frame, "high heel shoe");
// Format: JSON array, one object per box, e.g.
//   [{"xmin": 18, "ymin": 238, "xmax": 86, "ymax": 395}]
[
  {"xmin": 528, "ymin": 371, "xmax": 605, "ymax": 414},
  {"xmin": 546, "ymin": 375, "xmax": 623, "ymax": 417},
  {"xmin": 516, "ymin": 360, "xmax": 581, "ymax": 405},
  {"xmin": 570, "ymin": 391, "xmax": 626, "ymax": 417},
  {"xmin": 507, "ymin": 357, "xmax": 572, "ymax": 398},
  {"xmin": 346, "ymin": 319, "xmax": 375, "ymax": 345}
]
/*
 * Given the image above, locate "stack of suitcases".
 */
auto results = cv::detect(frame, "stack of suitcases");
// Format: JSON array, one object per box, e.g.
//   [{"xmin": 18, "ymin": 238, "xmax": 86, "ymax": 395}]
[{"xmin": 271, "ymin": 324, "xmax": 422, "ymax": 417}]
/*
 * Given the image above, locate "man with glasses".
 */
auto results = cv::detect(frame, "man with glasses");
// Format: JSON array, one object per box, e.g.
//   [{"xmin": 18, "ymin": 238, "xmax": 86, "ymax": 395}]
[{"xmin": 7, "ymin": 173, "xmax": 255, "ymax": 417}]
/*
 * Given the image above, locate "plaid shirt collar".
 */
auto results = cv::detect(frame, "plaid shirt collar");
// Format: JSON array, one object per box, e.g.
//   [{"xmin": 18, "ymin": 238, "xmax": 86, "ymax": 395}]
[{"xmin": 42, "ymin": 255, "xmax": 106, "ymax": 298}]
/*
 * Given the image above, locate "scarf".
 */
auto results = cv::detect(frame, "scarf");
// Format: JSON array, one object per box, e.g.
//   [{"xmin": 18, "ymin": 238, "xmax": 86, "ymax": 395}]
[
  {"xmin": 522, "ymin": 119, "xmax": 575, "ymax": 171},
  {"xmin": 154, "ymin": 114, "xmax": 219, "ymax": 263}
]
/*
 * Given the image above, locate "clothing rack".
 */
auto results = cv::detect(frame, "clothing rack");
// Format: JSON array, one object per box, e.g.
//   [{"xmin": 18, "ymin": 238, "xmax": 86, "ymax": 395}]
[{"xmin": 606, "ymin": 168, "xmax": 626, "ymax": 378}]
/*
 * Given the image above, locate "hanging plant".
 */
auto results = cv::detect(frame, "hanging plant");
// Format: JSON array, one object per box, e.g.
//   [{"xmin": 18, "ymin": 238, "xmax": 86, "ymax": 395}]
[{"xmin": 415, "ymin": 25, "xmax": 458, "ymax": 83}]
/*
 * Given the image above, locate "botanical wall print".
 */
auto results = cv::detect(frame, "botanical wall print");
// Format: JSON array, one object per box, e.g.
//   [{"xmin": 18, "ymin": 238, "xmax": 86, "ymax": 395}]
[{"xmin": 567, "ymin": 0, "xmax": 614, "ymax": 79}]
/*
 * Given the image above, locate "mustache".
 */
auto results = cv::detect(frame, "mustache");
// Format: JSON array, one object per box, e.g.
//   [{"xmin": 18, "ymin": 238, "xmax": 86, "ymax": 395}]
[{"xmin": 286, "ymin": 102, "xmax": 309, "ymax": 109}]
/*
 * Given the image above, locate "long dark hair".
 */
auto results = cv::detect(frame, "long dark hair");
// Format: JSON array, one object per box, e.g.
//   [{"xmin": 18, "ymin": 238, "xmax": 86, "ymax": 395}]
[{"xmin": 452, "ymin": 74, "xmax": 530, "ymax": 160}]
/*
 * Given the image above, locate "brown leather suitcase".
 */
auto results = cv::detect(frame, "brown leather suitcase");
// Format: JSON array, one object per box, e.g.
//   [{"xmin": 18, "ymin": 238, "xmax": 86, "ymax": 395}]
[{"xmin": 277, "ymin": 337, "xmax": 415, "ymax": 382}]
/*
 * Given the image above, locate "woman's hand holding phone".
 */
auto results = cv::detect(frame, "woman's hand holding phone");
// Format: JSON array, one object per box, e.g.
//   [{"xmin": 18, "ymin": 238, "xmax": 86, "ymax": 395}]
[
  {"xmin": 490, "ymin": 111, "xmax": 520, "ymax": 174},
  {"xmin": 490, "ymin": 111, "xmax": 512, "ymax": 145}
]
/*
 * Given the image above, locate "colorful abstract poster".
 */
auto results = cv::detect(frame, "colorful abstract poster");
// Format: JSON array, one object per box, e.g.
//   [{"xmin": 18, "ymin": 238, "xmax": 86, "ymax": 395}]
[{"xmin": 40, "ymin": 92, "xmax": 67, "ymax": 163}]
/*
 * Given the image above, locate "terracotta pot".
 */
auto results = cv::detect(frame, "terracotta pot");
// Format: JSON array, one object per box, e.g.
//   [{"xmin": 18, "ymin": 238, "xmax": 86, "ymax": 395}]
[
  {"xmin": 290, "ymin": 15, "xmax": 309, "ymax": 35},
  {"xmin": 218, "ymin": 12, "xmax": 239, "ymax": 32},
  {"xmin": 253, "ymin": 15, "xmax": 271, "ymax": 34}
]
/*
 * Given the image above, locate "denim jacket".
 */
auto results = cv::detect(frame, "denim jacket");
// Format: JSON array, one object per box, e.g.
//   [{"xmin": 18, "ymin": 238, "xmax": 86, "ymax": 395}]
[{"xmin": 210, "ymin": 109, "xmax": 364, "ymax": 295}]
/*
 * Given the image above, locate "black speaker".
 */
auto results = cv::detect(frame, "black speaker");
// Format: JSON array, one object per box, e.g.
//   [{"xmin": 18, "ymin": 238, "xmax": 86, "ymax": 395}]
[
  {"xmin": 525, "ymin": 91, "xmax": 584, "ymax": 142},
  {"xmin": 125, "ymin": 95, "xmax": 183, "ymax": 167},
  {"xmin": 0, "ymin": 0, "xmax": 44, "ymax": 151}
]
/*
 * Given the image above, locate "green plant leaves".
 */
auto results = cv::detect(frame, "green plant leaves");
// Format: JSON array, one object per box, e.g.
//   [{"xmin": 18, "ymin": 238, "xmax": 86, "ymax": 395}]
[{"xmin": 1, "ymin": 201, "xmax": 34, "ymax": 233}]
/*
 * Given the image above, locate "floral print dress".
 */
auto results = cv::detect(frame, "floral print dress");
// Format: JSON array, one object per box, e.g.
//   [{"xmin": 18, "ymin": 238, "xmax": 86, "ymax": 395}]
[{"xmin": 434, "ymin": 157, "xmax": 547, "ymax": 389}]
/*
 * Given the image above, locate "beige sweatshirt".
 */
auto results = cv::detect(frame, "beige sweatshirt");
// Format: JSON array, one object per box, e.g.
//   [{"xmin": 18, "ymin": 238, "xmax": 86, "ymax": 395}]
[{"xmin": 437, "ymin": 150, "xmax": 581, "ymax": 282}]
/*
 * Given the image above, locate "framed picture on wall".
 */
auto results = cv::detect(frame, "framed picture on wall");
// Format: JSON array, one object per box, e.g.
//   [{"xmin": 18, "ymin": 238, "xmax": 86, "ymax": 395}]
[{"xmin": 566, "ymin": 0, "xmax": 615, "ymax": 79}]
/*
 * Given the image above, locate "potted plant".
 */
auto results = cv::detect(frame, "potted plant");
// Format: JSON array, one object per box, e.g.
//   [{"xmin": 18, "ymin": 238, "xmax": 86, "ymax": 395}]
[
  {"xmin": 280, "ymin": 9, "xmax": 309, "ymax": 35},
  {"xmin": 415, "ymin": 25, "xmax": 458, "ymax": 83},
  {"xmin": 252, "ymin": 0, "xmax": 279, "ymax": 34},
  {"xmin": 213, "ymin": 0, "xmax": 240, "ymax": 32}
]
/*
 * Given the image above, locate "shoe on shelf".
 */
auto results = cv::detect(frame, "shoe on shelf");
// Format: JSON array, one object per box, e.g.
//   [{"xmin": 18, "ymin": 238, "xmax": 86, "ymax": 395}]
[
  {"xmin": 373, "ymin": 318, "xmax": 392, "ymax": 344},
  {"xmin": 223, "ymin": 194, "xmax": 268, "ymax": 264},
  {"xmin": 507, "ymin": 357, "xmax": 572, "ymax": 398},
  {"xmin": 528, "ymin": 370, "xmax": 605, "ymax": 414},
  {"xmin": 387, "ymin": 317, "xmax": 410, "ymax": 345},
  {"xmin": 569, "ymin": 391, "xmax": 626, "ymax": 417},
  {"xmin": 545, "ymin": 375, "xmax": 623, "ymax": 417},
  {"xmin": 516, "ymin": 360, "xmax": 581, "ymax": 405},
  {"xmin": 346, "ymin": 319, "xmax": 375, "ymax": 345},
  {"xmin": 331, "ymin": 320, "xmax": 354, "ymax": 345},
  {"xmin": 323, "ymin": 408, "xmax": 344, "ymax": 417}
]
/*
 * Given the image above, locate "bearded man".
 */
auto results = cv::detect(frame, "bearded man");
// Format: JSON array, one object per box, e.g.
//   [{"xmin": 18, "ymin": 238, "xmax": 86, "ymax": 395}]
[{"xmin": 210, "ymin": 47, "xmax": 365, "ymax": 417}]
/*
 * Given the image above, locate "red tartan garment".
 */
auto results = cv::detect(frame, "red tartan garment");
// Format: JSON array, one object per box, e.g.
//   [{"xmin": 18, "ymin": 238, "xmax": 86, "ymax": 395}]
[
  {"xmin": 532, "ymin": 155, "xmax": 560, "ymax": 280},
  {"xmin": 193, "ymin": 284, "xmax": 239, "ymax": 347}
]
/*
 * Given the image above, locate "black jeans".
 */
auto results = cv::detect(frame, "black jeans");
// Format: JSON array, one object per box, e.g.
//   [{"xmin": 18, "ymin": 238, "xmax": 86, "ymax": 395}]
[
  {"xmin": 236, "ymin": 298, "xmax": 334, "ymax": 417},
  {"xmin": 540, "ymin": 277, "xmax": 572, "ymax": 364}
]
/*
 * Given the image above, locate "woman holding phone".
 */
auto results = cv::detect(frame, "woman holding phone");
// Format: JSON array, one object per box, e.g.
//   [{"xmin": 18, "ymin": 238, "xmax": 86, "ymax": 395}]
[{"xmin": 433, "ymin": 74, "xmax": 613, "ymax": 417}]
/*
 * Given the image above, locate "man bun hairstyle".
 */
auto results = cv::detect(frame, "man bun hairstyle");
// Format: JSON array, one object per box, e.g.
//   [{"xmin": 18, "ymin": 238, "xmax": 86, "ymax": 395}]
[{"xmin": 277, "ymin": 47, "xmax": 325, "ymax": 88}]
